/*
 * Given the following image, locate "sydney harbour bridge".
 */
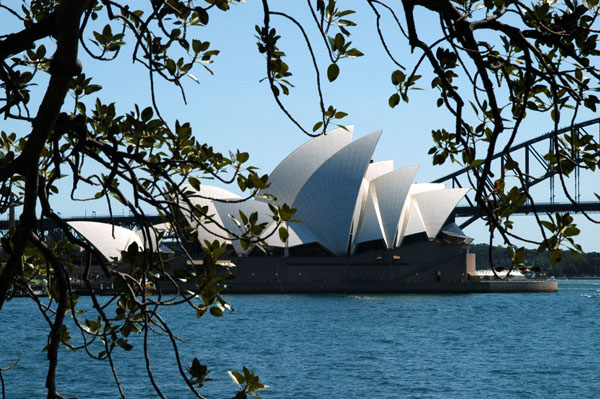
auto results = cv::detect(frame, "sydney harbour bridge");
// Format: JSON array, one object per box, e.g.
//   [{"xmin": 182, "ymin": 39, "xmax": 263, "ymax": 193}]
[{"xmin": 437, "ymin": 117, "xmax": 600, "ymax": 228}]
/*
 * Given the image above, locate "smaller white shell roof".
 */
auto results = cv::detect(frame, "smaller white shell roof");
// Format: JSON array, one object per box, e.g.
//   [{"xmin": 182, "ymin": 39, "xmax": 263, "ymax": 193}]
[
  {"xmin": 180, "ymin": 184, "xmax": 241, "ymax": 201},
  {"xmin": 351, "ymin": 160, "xmax": 395, "ymax": 249},
  {"xmin": 349, "ymin": 178, "xmax": 371, "ymax": 251},
  {"xmin": 135, "ymin": 222, "xmax": 171, "ymax": 252},
  {"xmin": 399, "ymin": 198, "xmax": 426, "ymax": 239},
  {"xmin": 179, "ymin": 184, "xmax": 242, "ymax": 246},
  {"xmin": 213, "ymin": 199, "xmax": 273, "ymax": 255},
  {"xmin": 371, "ymin": 165, "xmax": 419, "ymax": 248},
  {"xmin": 408, "ymin": 183, "xmax": 446, "ymax": 195},
  {"xmin": 68, "ymin": 221, "xmax": 143, "ymax": 262},
  {"xmin": 412, "ymin": 188, "xmax": 469, "ymax": 239},
  {"xmin": 441, "ymin": 223, "xmax": 473, "ymax": 243},
  {"xmin": 354, "ymin": 187, "xmax": 384, "ymax": 245},
  {"xmin": 396, "ymin": 183, "xmax": 447, "ymax": 242},
  {"xmin": 364, "ymin": 160, "xmax": 394, "ymax": 181}
]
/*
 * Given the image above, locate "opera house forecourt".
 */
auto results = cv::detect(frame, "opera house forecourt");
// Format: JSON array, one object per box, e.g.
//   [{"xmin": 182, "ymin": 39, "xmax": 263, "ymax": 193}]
[{"xmin": 68, "ymin": 127, "xmax": 557, "ymax": 293}]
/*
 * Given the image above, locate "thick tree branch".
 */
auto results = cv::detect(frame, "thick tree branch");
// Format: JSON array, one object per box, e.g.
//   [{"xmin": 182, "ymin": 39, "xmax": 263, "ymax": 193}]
[
  {"xmin": 0, "ymin": 14, "xmax": 57, "ymax": 60},
  {"xmin": 0, "ymin": 0, "xmax": 93, "ymax": 310}
]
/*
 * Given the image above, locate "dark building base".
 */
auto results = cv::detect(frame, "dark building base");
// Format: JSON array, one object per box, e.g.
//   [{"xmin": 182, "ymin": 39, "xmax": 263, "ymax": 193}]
[{"xmin": 220, "ymin": 240, "xmax": 557, "ymax": 294}]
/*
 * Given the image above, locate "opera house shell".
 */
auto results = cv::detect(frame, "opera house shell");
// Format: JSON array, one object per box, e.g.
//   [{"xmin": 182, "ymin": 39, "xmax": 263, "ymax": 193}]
[{"xmin": 180, "ymin": 126, "xmax": 471, "ymax": 258}]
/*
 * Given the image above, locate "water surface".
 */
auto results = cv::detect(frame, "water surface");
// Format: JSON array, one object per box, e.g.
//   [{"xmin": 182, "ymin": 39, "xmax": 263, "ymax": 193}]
[{"xmin": 1, "ymin": 280, "xmax": 598, "ymax": 398}]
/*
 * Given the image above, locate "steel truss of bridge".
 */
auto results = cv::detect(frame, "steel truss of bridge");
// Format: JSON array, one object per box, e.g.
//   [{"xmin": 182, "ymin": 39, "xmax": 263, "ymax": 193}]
[{"xmin": 434, "ymin": 118, "xmax": 600, "ymax": 228}]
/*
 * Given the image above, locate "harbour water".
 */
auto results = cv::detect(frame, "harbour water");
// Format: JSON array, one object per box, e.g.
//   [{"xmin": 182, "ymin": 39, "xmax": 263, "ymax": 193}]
[{"xmin": 1, "ymin": 279, "xmax": 599, "ymax": 398}]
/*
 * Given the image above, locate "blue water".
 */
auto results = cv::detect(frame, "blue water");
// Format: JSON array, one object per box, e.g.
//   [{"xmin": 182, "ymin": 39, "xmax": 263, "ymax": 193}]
[{"xmin": 1, "ymin": 280, "xmax": 599, "ymax": 398}]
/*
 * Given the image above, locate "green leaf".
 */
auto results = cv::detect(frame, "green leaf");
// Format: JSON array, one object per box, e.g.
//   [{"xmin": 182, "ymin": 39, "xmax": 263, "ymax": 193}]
[
  {"xmin": 278, "ymin": 227, "xmax": 289, "ymax": 243},
  {"xmin": 209, "ymin": 306, "xmax": 223, "ymax": 317},
  {"xmin": 84, "ymin": 84, "xmax": 102, "ymax": 95},
  {"xmin": 192, "ymin": 40, "xmax": 202, "ymax": 53},
  {"xmin": 514, "ymin": 247, "xmax": 525, "ymax": 263},
  {"xmin": 563, "ymin": 226, "xmax": 580, "ymax": 237},
  {"xmin": 504, "ymin": 157, "xmax": 518, "ymax": 170},
  {"xmin": 388, "ymin": 93, "xmax": 400, "ymax": 108},
  {"xmin": 550, "ymin": 249, "xmax": 563, "ymax": 266},
  {"xmin": 345, "ymin": 48, "xmax": 363, "ymax": 58},
  {"xmin": 540, "ymin": 220, "xmax": 556, "ymax": 232},
  {"xmin": 228, "ymin": 370, "xmax": 245, "ymax": 388},
  {"xmin": 166, "ymin": 59, "xmax": 176, "ymax": 74},
  {"xmin": 391, "ymin": 70, "xmax": 405, "ymax": 85},
  {"xmin": 470, "ymin": 159, "xmax": 484, "ymax": 168},
  {"xmin": 188, "ymin": 176, "xmax": 201, "ymax": 190},
  {"xmin": 196, "ymin": 7, "xmax": 209, "ymax": 24},
  {"xmin": 240, "ymin": 238, "xmax": 251, "ymax": 251},
  {"xmin": 333, "ymin": 33, "xmax": 345, "ymax": 50},
  {"xmin": 237, "ymin": 152, "xmax": 249, "ymax": 163},
  {"xmin": 187, "ymin": 358, "xmax": 212, "ymax": 388},
  {"xmin": 327, "ymin": 63, "xmax": 340, "ymax": 82},
  {"xmin": 141, "ymin": 106, "xmax": 153, "ymax": 122}
]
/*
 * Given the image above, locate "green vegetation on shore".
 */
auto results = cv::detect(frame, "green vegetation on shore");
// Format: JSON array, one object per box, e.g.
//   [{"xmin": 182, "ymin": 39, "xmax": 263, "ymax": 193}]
[{"xmin": 470, "ymin": 244, "xmax": 600, "ymax": 278}]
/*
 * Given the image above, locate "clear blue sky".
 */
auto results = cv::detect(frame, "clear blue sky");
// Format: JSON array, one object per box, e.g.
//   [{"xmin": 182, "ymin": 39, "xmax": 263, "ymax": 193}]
[{"xmin": 3, "ymin": 1, "xmax": 599, "ymax": 251}]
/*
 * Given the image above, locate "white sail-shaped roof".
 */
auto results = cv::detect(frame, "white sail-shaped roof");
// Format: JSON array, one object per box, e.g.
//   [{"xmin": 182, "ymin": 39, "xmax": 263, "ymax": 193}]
[
  {"xmin": 396, "ymin": 183, "xmax": 446, "ymax": 244},
  {"xmin": 371, "ymin": 165, "xmax": 419, "ymax": 248},
  {"xmin": 364, "ymin": 160, "xmax": 394, "ymax": 181},
  {"xmin": 349, "ymin": 178, "xmax": 370, "ymax": 250},
  {"xmin": 69, "ymin": 221, "xmax": 174, "ymax": 261},
  {"xmin": 354, "ymin": 187, "xmax": 384, "ymax": 245},
  {"xmin": 173, "ymin": 128, "xmax": 471, "ymax": 256},
  {"xmin": 412, "ymin": 188, "xmax": 469, "ymax": 239},
  {"xmin": 292, "ymin": 130, "xmax": 382, "ymax": 255},
  {"xmin": 68, "ymin": 221, "xmax": 144, "ymax": 262},
  {"xmin": 407, "ymin": 183, "xmax": 446, "ymax": 195},
  {"xmin": 262, "ymin": 222, "xmax": 320, "ymax": 248},
  {"xmin": 213, "ymin": 200, "xmax": 273, "ymax": 255},
  {"xmin": 135, "ymin": 222, "xmax": 171, "ymax": 252},
  {"xmin": 350, "ymin": 161, "xmax": 395, "ymax": 251},
  {"xmin": 400, "ymin": 198, "xmax": 426, "ymax": 238},
  {"xmin": 441, "ymin": 223, "xmax": 473, "ymax": 244},
  {"xmin": 180, "ymin": 184, "xmax": 242, "ymax": 246},
  {"xmin": 261, "ymin": 126, "xmax": 353, "ymax": 206}
]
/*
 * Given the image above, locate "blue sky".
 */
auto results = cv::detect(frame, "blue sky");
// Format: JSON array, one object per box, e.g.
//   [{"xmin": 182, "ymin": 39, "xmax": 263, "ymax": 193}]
[{"xmin": 3, "ymin": 1, "xmax": 600, "ymax": 251}]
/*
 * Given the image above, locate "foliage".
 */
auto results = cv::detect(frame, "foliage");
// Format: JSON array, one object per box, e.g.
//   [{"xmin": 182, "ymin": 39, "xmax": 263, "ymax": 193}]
[
  {"xmin": 0, "ymin": 1, "xmax": 293, "ymax": 398},
  {"xmin": 228, "ymin": 367, "xmax": 269, "ymax": 399},
  {"xmin": 2, "ymin": 0, "xmax": 600, "ymax": 397}
]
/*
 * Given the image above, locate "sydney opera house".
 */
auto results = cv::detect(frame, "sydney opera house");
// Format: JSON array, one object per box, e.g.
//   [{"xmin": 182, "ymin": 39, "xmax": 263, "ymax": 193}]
[
  {"xmin": 66, "ymin": 127, "xmax": 559, "ymax": 292},
  {"xmin": 66, "ymin": 126, "xmax": 483, "ymax": 291}
]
